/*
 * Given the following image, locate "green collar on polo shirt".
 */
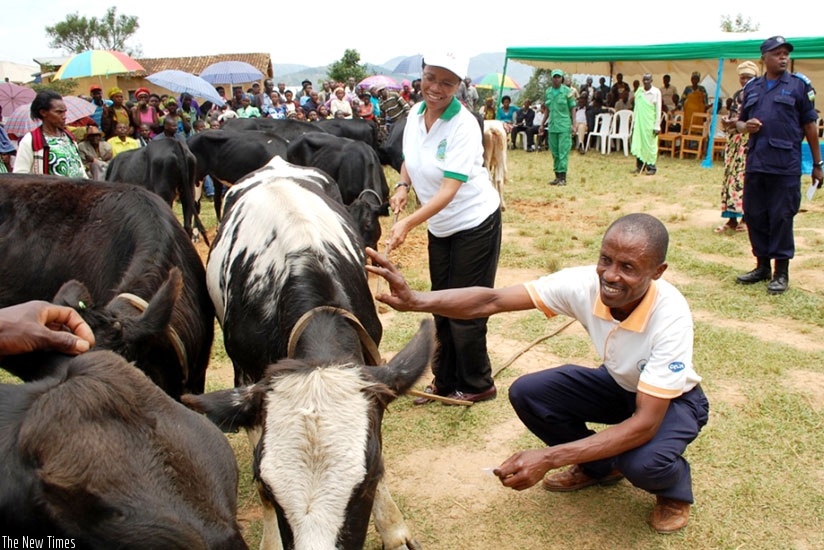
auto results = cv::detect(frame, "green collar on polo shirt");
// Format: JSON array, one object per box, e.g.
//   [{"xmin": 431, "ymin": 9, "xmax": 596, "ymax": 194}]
[{"xmin": 417, "ymin": 97, "xmax": 462, "ymax": 120}]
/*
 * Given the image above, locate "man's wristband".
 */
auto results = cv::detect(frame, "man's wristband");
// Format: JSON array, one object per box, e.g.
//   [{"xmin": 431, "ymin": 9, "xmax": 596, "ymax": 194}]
[
  {"xmin": 394, "ymin": 182, "xmax": 410, "ymax": 191},
  {"xmin": 814, "ymin": 160, "xmax": 824, "ymax": 168}
]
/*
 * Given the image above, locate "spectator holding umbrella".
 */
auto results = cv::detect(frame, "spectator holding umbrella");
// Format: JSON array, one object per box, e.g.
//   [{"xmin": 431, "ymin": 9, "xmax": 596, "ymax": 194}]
[{"xmin": 13, "ymin": 90, "xmax": 85, "ymax": 177}]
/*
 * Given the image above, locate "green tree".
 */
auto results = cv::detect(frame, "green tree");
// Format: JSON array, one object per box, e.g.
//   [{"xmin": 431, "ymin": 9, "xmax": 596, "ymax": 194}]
[
  {"xmin": 45, "ymin": 7, "xmax": 141, "ymax": 56},
  {"xmin": 327, "ymin": 49, "xmax": 369, "ymax": 84},
  {"xmin": 720, "ymin": 14, "xmax": 760, "ymax": 33},
  {"xmin": 521, "ymin": 69, "xmax": 552, "ymax": 104}
]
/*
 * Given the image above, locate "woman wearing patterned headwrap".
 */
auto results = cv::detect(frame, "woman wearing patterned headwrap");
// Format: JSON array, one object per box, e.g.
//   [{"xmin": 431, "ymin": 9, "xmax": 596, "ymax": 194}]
[
  {"xmin": 714, "ymin": 60, "xmax": 760, "ymax": 233},
  {"xmin": 102, "ymin": 87, "xmax": 135, "ymax": 139}
]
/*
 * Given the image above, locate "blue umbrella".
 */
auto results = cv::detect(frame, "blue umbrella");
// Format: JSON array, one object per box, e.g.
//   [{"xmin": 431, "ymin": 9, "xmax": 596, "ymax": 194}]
[
  {"xmin": 199, "ymin": 61, "xmax": 263, "ymax": 85},
  {"xmin": 146, "ymin": 70, "xmax": 225, "ymax": 106},
  {"xmin": 393, "ymin": 54, "xmax": 423, "ymax": 75}
]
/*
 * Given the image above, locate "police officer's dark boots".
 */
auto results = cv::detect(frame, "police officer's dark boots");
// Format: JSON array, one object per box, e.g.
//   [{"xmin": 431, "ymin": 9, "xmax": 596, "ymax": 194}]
[
  {"xmin": 736, "ymin": 257, "xmax": 772, "ymax": 285},
  {"xmin": 767, "ymin": 259, "xmax": 789, "ymax": 295},
  {"xmin": 550, "ymin": 172, "xmax": 562, "ymax": 185},
  {"xmin": 556, "ymin": 172, "xmax": 567, "ymax": 186}
]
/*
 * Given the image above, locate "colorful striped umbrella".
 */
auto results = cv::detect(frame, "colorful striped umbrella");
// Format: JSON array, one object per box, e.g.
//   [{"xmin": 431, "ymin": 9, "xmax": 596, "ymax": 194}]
[
  {"xmin": 3, "ymin": 95, "xmax": 97, "ymax": 137},
  {"xmin": 472, "ymin": 73, "xmax": 521, "ymax": 90},
  {"xmin": 53, "ymin": 50, "xmax": 145, "ymax": 80}
]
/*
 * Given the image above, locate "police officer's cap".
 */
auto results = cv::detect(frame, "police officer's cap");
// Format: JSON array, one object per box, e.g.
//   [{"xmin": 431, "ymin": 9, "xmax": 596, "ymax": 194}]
[
  {"xmin": 760, "ymin": 36, "xmax": 794, "ymax": 54},
  {"xmin": 550, "ymin": 69, "xmax": 564, "ymax": 78}
]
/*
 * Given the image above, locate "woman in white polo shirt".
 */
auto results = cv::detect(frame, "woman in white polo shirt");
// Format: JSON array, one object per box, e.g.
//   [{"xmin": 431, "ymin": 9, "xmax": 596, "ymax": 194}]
[{"xmin": 385, "ymin": 51, "xmax": 502, "ymax": 405}]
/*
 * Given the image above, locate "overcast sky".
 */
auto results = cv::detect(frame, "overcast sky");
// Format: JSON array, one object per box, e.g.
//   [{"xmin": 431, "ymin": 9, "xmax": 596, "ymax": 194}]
[{"xmin": 2, "ymin": 1, "xmax": 820, "ymax": 71}]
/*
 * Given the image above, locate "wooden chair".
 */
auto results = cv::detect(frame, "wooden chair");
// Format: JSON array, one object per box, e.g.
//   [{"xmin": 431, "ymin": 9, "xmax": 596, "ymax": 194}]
[
  {"xmin": 680, "ymin": 113, "xmax": 710, "ymax": 160},
  {"xmin": 657, "ymin": 113, "xmax": 682, "ymax": 158},
  {"xmin": 658, "ymin": 131, "xmax": 681, "ymax": 158},
  {"xmin": 712, "ymin": 134, "xmax": 727, "ymax": 161}
]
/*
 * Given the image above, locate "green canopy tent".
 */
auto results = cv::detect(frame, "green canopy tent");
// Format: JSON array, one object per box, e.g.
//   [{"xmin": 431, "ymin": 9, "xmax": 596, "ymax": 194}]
[{"xmin": 504, "ymin": 36, "xmax": 824, "ymax": 166}]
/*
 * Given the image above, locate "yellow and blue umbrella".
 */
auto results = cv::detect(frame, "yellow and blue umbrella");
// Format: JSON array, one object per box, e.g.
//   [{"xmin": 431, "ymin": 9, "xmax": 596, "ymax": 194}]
[
  {"xmin": 53, "ymin": 50, "xmax": 145, "ymax": 80},
  {"xmin": 472, "ymin": 73, "xmax": 521, "ymax": 90}
]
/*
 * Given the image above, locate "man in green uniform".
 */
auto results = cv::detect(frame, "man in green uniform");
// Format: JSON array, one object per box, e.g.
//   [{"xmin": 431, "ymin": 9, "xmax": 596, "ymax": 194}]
[
  {"xmin": 630, "ymin": 74, "xmax": 662, "ymax": 175},
  {"xmin": 545, "ymin": 69, "xmax": 576, "ymax": 185}
]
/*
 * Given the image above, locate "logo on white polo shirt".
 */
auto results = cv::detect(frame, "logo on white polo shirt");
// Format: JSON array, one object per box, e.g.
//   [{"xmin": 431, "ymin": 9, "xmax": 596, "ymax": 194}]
[
  {"xmin": 636, "ymin": 359, "xmax": 647, "ymax": 372},
  {"xmin": 668, "ymin": 361, "xmax": 686, "ymax": 372},
  {"xmin": 437, "ymin": 139, "xmax": 447, "ymax": 160}
]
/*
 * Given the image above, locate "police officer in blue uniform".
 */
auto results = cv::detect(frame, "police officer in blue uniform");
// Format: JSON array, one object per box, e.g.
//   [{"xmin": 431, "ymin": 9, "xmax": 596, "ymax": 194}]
[{"xmin": 735, "ymin": 36, "xmax": 823, "ymax": 295}]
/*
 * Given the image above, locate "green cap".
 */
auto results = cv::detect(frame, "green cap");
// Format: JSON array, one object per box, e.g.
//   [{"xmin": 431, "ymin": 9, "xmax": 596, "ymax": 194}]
[{"xmin": 551, "ymin": 69, "xmax": 564, "ymax": 78}]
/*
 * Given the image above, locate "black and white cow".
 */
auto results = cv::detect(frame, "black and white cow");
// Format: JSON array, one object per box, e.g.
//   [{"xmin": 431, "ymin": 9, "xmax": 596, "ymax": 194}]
[
  {"xmin": 104, "ymin": 138, "xmax": 204, "ymax": 241},
  {"xmin": 0, "ymin": 175, "xmax": 215, "ymax": 399},
  {"xmin": 0, "ymin": 350, "xmax": 246, "ymax": 548},
  {"xmin": 187, "ymin": 129, "xmax": 289, "ymax": 219},
  {"xmin": 286, "ymin": 133, "xmax": 389, "ymax": 250},
  {"xmin": 184, "ymin": 158, "xmax": 429, "ymax": 550}
]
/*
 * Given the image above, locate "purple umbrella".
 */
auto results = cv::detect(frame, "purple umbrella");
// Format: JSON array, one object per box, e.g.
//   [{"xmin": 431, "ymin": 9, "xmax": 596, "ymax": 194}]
[
  {"xmin": 4, "ymin": 95, "xmax": 97, "ymax": 138},
  {"xmin": 199, "ymin": 61, "xmax": 263, "ymax": 85},
  {"xmin": 358, "ymin": 75, "xmax": 401, "ymax": 91},
  {"xmin": 0, "ymin": 82, "xmax": 36, "ymax": 120}
]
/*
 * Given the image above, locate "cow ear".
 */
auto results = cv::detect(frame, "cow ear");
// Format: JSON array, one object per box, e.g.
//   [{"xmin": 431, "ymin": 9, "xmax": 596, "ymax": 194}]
[
  {"xmin": 362, "ymin": 319, "xmax": 435, "ymax": 401},
  {"xmin": 113, "ymin": 268, "xmax": 182, "ymax": 342},
  {"xmin": 182, "ymin": 385, "xmax": 264, "ymax": 433},
  {"xmin": 52, "ymin": 280, "xmax": 94, "ymax": 311}
]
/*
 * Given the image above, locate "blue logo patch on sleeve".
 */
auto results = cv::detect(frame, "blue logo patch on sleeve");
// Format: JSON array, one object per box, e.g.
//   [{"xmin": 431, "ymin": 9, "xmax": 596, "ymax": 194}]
[
  {"xmin": 436, "ymin": 139, "xmax": 447, "ymax": 160},
  {"xmin": 668, "ymin": 362, "xmax": 686, "ymax": 373}
]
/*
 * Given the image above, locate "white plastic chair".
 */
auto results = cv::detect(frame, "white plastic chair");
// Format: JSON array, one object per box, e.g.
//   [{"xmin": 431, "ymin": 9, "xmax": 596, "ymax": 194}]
[
  {"xmin": 585, "ymin": 112, "xmax": 612, "ymax": 154},
  {"xmin": 608, "ymin": 109, "xmax": 634, "ymax": 155}
]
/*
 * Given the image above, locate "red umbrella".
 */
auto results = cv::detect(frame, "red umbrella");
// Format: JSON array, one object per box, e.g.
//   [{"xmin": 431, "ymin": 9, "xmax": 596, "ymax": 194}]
[
  {"xmin": 0, "ymin": 82, "xmax": 36, "ymax": 120},
  {"xmin": 4, "ymin": 95, "xmax": 97, "ymax": 137}
]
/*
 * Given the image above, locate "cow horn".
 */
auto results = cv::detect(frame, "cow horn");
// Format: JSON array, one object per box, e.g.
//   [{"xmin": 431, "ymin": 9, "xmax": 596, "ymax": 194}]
[{"xmin": 115, "ymin": 271, "xmax": 188, "ymax": 376}]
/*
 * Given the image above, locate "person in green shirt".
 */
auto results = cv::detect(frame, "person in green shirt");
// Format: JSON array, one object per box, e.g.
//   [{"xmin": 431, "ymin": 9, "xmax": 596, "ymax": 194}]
[{"xmin": 545, "ymin": 69, "xmax": 576, "ymax": 185}]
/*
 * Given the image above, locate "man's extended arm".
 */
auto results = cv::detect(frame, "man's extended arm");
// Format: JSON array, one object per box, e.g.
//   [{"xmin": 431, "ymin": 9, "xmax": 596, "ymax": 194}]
[{"xmin": 365, "ymin": 247, "xmax": 535, "ymax": 318}]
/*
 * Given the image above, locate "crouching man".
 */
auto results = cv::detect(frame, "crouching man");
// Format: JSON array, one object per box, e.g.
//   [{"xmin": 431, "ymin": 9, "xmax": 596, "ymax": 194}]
[{"xmin": 366, "ymin": 213, "xmax": 709, "ymax": 533}]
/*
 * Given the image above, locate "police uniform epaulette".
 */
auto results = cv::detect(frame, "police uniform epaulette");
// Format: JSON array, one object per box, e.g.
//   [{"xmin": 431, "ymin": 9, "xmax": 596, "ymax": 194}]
[{"xmin": 793, "ymin": 72, "xmax": 812, "ymax": 85}]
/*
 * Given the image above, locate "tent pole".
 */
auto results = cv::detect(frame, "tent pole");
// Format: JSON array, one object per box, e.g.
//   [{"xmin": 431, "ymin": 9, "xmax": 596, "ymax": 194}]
[
  {"xmin": 498, "ymin": 57, "xmax": 510, "ymax": 110},
  {"xmin": 702, "ymin": 57, "xmax": 725, "ymax": 168}
]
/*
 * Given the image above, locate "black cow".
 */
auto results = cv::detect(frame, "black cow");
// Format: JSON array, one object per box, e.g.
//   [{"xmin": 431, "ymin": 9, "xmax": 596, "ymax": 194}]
[
  {"xmin": 185, "ymin": 158, "xmax": 430, "ymax": 550},
  {"xmin": 0, "ymin": 175, "xmax": 214, "ymax": 399},
  {"xmin": 187, "ymin": 129, "xmax": 289, "ymax": 220},
  {"xmin": 287, "ymin": 133, "xmax": 389, "ymax": 249},
  {"xmin": 314, "ymin": 117, "xmax": 379, "ymax": 149},
  {"xmin": 222, "ymin": 116, "xmax": 328, "ymax": 144},
  {"xmin": 104, "ymin": 138, "xmax": 205, "ymax": 241},
  {"xmin": 378, "ymin": 116, "xmax": 405, "ymax": 173},
  {"xmin": 0, "ymin": 350, "xmax": 246, "ymax": 548}
]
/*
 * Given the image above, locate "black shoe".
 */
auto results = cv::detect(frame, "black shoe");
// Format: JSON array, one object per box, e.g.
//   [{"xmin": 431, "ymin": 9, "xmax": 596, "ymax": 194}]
[
  {"xmin": 767, "ymin": 274, "xmax": 789, "ymax": 295},
  {"xmin": 644, "ymin": 165, "xmax": 657, "ymax": 175},
  {"xmin": 444, "ymin": 385, "xmax": 497, "ymax": 405},
  {"xmin": 736, "ymin": 267, "xmax": 771, "ymax": 285}
]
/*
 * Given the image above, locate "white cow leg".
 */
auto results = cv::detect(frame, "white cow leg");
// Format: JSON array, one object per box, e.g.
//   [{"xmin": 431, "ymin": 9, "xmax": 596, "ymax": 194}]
[
  {"xmin": 372, "ymin": 479, "xmax": 421, "ymax": 550},
  {"xmin": 259, "ymin": 496, "xmax": 283, "ymax": 550}
]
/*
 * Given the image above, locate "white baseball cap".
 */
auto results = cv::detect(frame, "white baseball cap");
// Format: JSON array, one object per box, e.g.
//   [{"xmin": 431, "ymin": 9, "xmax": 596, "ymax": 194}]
[{"xmin": 422, "ymin": 51, "xmax": 469, "ymax": 81}]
